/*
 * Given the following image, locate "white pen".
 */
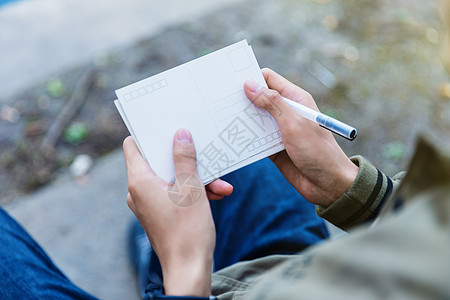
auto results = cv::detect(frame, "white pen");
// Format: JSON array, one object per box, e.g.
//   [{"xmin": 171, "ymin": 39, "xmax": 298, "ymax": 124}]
[{"xmin": 282, "ymin": 96, "xmax": 357, "ymax": 140}]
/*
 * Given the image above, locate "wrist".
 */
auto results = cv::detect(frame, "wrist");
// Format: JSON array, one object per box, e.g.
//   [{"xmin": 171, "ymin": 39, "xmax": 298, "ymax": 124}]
[
  {"xmin": 328, "ymin": 158, "xmax": 359, "ymax": 206},
  {"xmin": 163, "ymin": 257, "xmax": 213, "ymax": 297}
]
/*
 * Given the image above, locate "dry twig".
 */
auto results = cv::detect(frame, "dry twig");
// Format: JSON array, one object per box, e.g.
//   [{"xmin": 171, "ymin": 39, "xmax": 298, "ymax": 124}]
[{"xmin": 41, "ymin": 67, "xmax": 97, "ymax": 153}]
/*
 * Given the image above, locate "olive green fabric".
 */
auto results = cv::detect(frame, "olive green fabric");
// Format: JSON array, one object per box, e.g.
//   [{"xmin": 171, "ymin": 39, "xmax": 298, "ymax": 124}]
[
  {"xmin": 316, "ymin": 155, "xmax": 404, "ymax": 230},
  {"xmin": 211, "ymin": 137, "xmax": 450, "ymax": 299}
]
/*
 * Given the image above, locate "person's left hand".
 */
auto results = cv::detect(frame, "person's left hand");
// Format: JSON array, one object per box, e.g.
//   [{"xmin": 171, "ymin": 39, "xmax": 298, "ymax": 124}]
[{"xmin": 123, "ymin": 129, "xmax": 228, "ymax": 296}]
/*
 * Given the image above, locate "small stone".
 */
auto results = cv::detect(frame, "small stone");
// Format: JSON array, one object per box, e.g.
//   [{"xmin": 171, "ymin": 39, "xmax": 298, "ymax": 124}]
[
  {"xmin": 70, "ymin": 154, "xmax": 93, "ymax": 177},
  {"xmin": 323, "ymin": 14, "xmax": 339, "ymax": 31},
  {"xmin": 438, "ymin": 82, "xmax": 450, "ymax": 99},
  {"xmin": 0, "ymin": 105, "xmax": 20, "ymax": 123},
  {"xmin": 25, "ymin": 120, "xmax": 47, "ymax": 137},
  {"xmin": 344, "ymin": 45, "xmax": 360, "ymax": 62}
]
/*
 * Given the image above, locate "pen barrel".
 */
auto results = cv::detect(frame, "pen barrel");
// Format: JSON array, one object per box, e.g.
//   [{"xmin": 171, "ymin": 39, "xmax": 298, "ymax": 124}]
[{"xmin": 316, "ymin": 114, "xmax": 357, "ymax": 140}]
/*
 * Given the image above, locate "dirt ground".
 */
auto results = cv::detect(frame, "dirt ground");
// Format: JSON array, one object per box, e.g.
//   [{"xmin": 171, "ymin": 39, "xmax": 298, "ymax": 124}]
[{"xmin": 1, "ymin": 0, "xmax": 449, "ymax": 203}]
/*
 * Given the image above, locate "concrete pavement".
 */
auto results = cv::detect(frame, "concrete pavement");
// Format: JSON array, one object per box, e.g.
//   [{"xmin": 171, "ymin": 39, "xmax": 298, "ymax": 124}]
[
  {"xmin": 0, "ymin": 0, "xmax": 245, "ymax": 100},
  {"xmin": 4, "ymin": 149, "xmax": 139, "ymax": 299}
]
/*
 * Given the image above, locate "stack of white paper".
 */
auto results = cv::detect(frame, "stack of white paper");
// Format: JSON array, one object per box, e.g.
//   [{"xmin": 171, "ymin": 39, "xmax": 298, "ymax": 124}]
[{"xmin": 114, "ymin": 40, "xmax": 284, "ymax": 184}]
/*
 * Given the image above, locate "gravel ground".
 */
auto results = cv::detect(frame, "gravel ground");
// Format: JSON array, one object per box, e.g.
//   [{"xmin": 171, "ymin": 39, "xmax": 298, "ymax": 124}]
[{"xmin": 1, "ymin": 0, "xmax": 449, "ymax": 203}]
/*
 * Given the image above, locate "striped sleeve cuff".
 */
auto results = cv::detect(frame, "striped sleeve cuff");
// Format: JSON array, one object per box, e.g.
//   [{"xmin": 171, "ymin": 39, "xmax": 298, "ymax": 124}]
[{"xmin": 316, "ymin": 155, "xmax": 393, "ymax": 230}]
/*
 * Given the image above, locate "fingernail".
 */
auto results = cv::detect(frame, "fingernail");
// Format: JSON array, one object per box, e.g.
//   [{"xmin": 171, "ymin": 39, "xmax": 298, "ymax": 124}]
[
  {"xmin": 221, "ymin": 180, "xmax": 233, "ymax": 191},
  {"xmin": 176, "ymin": 128, "xmax": 192, "ymax": 143},
  {"xmin": 216, "ymin": 179, "xmax": 232, "ymax": 189},
  {"xmin": 246, "ymin": 79, "xmax": 262, "ymax": 94}
]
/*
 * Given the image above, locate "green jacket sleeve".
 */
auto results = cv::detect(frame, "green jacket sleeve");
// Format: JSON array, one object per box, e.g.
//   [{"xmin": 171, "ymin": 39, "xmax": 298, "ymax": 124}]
[{"xmin": 316, "ymin": 155, "xmax": 403, "ymax": 230}]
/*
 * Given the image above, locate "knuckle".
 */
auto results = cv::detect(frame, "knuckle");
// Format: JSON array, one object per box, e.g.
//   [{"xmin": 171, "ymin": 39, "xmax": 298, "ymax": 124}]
[
  {"xmin": 126, "ymin": 193, "xmax": 134, "ymax": 209},
  {"xmin": 304, "ymin": 91, "xmax": 313, "ymax": 101},
  {"xmin": 257, "ymin": 89, "xmax": 282, "ymax": 112},
  {"xmin": 303, "ymin": 92, "xmax": 315, "ymax": 104},
  {"xmin": 261, "ymin": 67, "xmax": 274, "ymax": 78},
  {"xmin": 267, "ymin": 89, "xmax": 283, "ymax": 104},
  {"xmin": 173, "ymin": 143, "xmax": 197, "ymax": 162},
  {"xmin": 127, "ymin": 176, "xmax": 144, "ymax": 195},
  {"xmin": 127, "ymin": 180, "xmax": 138, "ymax": 195},
  {"xmin": 299, "ymin": 92, "xmax": 318, "ymax": 110}
]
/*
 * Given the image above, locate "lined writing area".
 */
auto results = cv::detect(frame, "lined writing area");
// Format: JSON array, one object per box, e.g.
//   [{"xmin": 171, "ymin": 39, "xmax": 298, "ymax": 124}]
[{"xmin": 209, "ymin": 90, "xmax": 249, "ymax": 122}]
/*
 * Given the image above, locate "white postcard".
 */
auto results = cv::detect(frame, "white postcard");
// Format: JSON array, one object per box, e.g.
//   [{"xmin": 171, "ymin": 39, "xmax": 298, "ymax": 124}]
[{"xmin": 115, "ymin": 40, "xmax": 284, "ymax": 184}]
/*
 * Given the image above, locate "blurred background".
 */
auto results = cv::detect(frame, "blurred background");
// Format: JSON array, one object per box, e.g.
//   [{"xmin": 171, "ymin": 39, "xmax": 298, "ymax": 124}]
[{"xmin": 1, "ymin": 0, "xmax": 449, "ymax": 299}]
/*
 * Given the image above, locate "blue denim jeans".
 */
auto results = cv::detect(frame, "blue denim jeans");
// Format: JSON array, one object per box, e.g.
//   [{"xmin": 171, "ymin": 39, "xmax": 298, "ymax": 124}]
[
  {"xmin": 0, "ymin": 208, "xmax": 97, "ymax": 299},
  {"xmin": 211, "ymin": 158, "xmax": 329, "ymax": 270},
  {"xmin": 0, "ymin": 158, "xmax": 328, "ymax": 298}
]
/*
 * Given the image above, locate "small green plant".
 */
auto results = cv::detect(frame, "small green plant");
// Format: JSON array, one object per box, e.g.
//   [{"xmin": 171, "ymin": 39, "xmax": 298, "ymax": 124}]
[
  {"xmin": 64, "ymin": 122, "xmax": 89, "ymax": 145},
  {"xmin": 46, "ymin": 78, "xmax": 66, "ymax": 97}
]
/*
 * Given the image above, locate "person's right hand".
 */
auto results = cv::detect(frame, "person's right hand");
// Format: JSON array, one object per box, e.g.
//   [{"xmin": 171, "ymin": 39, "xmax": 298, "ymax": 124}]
[{"xmin": 244, "ymin": 68, "xmax": 359, "ymax": 207}]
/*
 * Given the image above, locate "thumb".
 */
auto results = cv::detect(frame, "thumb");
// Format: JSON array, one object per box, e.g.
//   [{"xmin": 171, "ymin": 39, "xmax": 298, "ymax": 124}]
[
  {"xmin": 244, "ymin": 79, "xmax": 298, "ymax": 129},
  {"xmin": 172, "ymin": 128, "xmax": 199, "ymax": 176}
]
